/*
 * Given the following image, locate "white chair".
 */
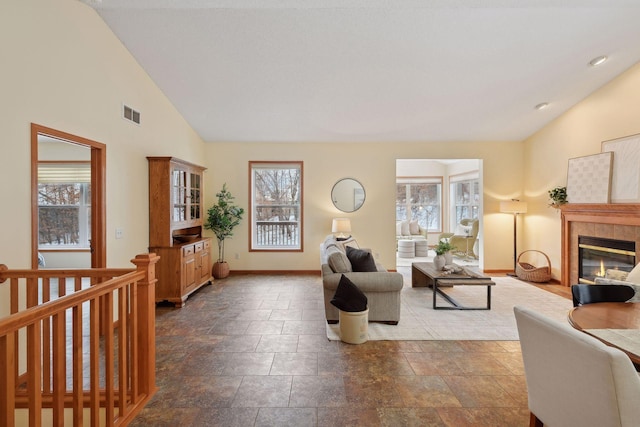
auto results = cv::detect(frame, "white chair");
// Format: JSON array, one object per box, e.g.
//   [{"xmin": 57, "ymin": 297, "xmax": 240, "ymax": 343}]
[{"xmin": 514, "ymin": 306, "xmax": 640, "ymax": 427}]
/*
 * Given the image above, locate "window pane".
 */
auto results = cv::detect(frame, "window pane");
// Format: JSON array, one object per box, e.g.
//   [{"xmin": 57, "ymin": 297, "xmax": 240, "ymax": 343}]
[
  {"xmin": 251, "ymin": 162, "xmax": 303, "ymax": 250},
  {"xmin": 396, "ymin": 184, "xmax": 408, "ymax": 221},
  {"xmin": 396, "ymin": 181, "xmax": 442, "ymax": 232},
  {"xmin": 38, "ymin": 169, "xmax": 91, "ymax": 248},
  {"xmin": 39, "ymin": 206, "xmax": 80, "ymax": 245},
  {"xmin": 38, "ymin": 183, "xmax": 81, "ymax": 205},
  {"xmin": 451, "ymin": 178, "xmax": 480, "ymax": 225}
]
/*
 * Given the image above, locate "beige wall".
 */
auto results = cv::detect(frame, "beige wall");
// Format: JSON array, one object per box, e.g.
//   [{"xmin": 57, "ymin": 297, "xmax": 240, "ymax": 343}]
[
  {"xmin": 19, "ymin": 0, "xmax": 639, "ymax": 279},
  {"xmin": 204, "ymin": 141, "xmax": 524, "ymax": 271},
  {"xmin": 523, "ymin": 61, "xmax": 640, "ymax": 279},
  {"xmin": 0, "ymin": 0, "xmax": 525, "ymax": 281},
  {"xmin": 0, "ymin": 0, "xmax": 205, "ymax": 270}
]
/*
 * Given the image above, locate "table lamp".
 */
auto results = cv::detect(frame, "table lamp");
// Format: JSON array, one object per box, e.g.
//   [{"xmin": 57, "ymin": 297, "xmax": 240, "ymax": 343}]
[{"xmin": 332, "ymin": 218, "xmax": 351, "ymax": 240}]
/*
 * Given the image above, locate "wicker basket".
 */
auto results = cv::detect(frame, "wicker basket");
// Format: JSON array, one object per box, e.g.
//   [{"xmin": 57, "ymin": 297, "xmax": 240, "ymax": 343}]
[{"xmin": 515, "ymin": 250, "xmax": 551, "ymax": 283}]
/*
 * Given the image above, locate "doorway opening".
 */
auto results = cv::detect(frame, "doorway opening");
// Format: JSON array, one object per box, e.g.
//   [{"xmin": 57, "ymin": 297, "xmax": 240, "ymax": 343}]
[
  {"xmin": 395, "ymin": 159, "xmax": 483, "ymax": 270},
  {"xmin": 31, "ymin": 124, "xmax": 106, "ymax": 269}
]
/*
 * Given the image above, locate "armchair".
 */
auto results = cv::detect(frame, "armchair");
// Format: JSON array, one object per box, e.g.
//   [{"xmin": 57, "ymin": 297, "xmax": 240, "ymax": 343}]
[{"xmin": 438, "ymin": 218, "xmax": 479, "ymax": 258}]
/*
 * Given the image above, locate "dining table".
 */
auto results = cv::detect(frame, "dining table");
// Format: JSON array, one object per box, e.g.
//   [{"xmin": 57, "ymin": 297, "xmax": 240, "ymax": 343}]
[{"xmin": 568, "ymin": 302, "xmax": 640, "ymax": 365}]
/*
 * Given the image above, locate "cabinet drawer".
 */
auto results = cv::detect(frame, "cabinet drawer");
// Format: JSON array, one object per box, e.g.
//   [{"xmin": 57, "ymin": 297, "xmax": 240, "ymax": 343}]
[
  {"xmin": 183, "ymin": 245, "xmax": 195, "ymax": 256},
  {"xmin": 204, "ymin": 240, "xmax": 211, "ymax": 250},
  {"xmin": 195, "ymin": 242, "xmax": 204, "ymax": 252}
]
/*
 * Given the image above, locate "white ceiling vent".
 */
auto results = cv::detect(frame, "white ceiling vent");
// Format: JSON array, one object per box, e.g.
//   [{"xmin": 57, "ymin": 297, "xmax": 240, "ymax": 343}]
[{"xmin": 123, "ymin": 104, "xmax": 141, "ymax": 125}]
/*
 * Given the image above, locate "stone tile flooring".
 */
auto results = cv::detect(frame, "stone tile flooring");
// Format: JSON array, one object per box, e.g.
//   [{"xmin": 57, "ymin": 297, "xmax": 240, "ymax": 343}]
[{"xmin": 131, "ymin": 271, "xmax": 569, "ymax": 426}]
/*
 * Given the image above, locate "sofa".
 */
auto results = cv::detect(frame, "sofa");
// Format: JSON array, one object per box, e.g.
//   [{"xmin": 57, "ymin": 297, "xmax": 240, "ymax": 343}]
[
  {"xmin": 396, "ymin": 220, "xmax": 427, "ymax": 241},
  {"xmin": 320, "ymin": 236, "xmax": 403, "ymax": 324}
]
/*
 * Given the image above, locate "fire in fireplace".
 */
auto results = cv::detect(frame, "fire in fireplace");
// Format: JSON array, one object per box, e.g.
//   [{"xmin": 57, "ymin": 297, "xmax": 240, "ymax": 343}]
[{"xmin": 578, "ymin": 236, "xmax": 636, "ymax": 284}]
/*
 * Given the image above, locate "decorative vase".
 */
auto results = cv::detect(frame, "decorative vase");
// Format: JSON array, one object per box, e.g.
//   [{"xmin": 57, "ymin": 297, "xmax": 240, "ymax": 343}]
[
  {"xmin": 212, "ymin": 261, "xmax": 229, "ymax": 279},
  {"xmin": 444, "ymin": 251, "xmax": 453, "ymax": 265},
  {"xmin": 433, "ymin": 254, "xmax": 446, "ymax": 271}
]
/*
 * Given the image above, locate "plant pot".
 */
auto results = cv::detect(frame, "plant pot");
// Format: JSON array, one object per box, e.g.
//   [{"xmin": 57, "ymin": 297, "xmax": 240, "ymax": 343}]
[
  {"xmin": 444, "ymin": 251, "xmax": 453, "ymax": 265},
  {"xmin": 212, "ymin": 261, "xmax": 230, "ymax": 279},
  {"xmin": 433, "ymin": 254, "xmax": 446, "ymax": 271}
]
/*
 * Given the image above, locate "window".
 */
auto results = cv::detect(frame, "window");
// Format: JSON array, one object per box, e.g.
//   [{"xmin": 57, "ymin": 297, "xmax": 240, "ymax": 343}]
[
  {"xmin": 450, "ymin": 175, "xmax": 480, "ymax": 224},
  {"xmin": 396, "ymin": 178, "xmax": 442, "ymax": 232},
  {"xmin": 38, "ymin": 162, "xmax": 91, "ymax": 249},
  {"xmin": 250, "ymin": 161, "xmax": 303, "ymax": 251}
]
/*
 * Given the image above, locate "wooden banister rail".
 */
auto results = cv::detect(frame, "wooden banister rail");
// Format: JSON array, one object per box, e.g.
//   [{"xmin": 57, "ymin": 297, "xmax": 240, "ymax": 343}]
[{"xmin": 0, "ymin": 253, "xmax": 159, "ymax": 427}]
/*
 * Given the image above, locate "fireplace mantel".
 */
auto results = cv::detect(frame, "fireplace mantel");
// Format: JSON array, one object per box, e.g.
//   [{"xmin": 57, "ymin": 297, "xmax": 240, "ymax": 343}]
[{"xmin": 560, "ymin": 203, "xmax": 640, "ymax": 286}]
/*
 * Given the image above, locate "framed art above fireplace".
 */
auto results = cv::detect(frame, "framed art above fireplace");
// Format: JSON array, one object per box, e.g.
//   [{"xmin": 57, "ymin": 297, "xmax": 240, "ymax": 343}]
[
  {"xmin": 602, "ymin": 133, "xmax": 640, "ymax": 203},
  {"xmin": 566, "ymin": 152, "xmax": 612, "ymax": 204}
]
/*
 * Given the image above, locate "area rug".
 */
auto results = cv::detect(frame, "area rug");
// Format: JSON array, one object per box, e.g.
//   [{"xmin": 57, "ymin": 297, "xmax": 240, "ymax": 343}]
[{"xmin": 326, "ymin": 276, "xmax": 572, "ymax": 341}]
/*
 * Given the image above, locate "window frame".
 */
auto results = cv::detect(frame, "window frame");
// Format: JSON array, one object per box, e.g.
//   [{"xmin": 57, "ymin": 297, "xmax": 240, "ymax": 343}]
[
  {"xmin": 396, "ymin": 177, "xmax": 443, "ymax": 233},
  {"xmin": 37, "ymin": 161, "xmax": 92, "ymax": 251},
  {"xmin": 449, "ymin": 172, "xmax": 480, "ymax": 225},
  {"xmin": 249, "ymin": 161, "xmax": 304, "ymax": 252}
]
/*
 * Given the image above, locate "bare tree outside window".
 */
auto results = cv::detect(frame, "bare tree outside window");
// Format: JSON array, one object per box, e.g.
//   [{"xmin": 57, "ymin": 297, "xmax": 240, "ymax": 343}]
[
  {"xmin": 38, "ymin": 163, "xmax": 91, "ymax": 248},
  {"xmin": 396, "ymin": 180, "xmax": 442, "ymax": 232},
  {"xmin": 452, "ymin": 179, "xmax": 480, "ymax": 223},
  {"xmin": 251, "ymin": 162, "xmax": 303, "ymax": 250}
]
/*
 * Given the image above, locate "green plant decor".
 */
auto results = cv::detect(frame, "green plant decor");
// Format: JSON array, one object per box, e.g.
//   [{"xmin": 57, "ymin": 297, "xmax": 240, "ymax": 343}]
[
  {"xmin": 204, "ymin": 183, "xmax": 245, "ymax": 263},
  {"xmin": 434, "ymin": 239, "xmax": 455, "ymax": 256},
  {"xmin": 548, "ymin": 186, "xmax": 568, "ymax": 208}
]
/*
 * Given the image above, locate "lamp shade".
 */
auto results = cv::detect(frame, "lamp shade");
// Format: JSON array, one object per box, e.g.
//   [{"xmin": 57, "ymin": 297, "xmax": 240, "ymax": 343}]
[
  {"xmin": 500, "ymin": 200, "xmax": 528, "ymax": 214},
  {"xmin": 332, "ymin": 218, "xmax": 351, "ymax": 233}
]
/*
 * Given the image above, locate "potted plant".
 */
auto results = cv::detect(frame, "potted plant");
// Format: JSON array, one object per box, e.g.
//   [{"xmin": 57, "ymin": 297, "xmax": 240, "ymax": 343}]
[
  {"xmin": 434, "ymin": 239, "xmax": 455, "ymax": 270},
  {"xmin": 548, "ymin": 186, "xmax": 568, "ymax": 208},
  {"xmin": 204, "ymin": 183, "xmax": 244, "ymax": 279}
]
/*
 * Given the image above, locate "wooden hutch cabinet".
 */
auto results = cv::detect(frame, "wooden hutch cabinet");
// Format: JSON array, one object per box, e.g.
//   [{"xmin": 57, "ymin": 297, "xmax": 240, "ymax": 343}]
[{"xmin": 147, "ymin": 157, "xmax": 212, "ymax": 307}]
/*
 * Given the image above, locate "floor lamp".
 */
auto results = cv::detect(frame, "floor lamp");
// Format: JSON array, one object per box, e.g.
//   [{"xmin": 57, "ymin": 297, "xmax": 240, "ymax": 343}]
[{"xmin": 500, "ymin": 199, "xmax": 528, "ymax": 276}]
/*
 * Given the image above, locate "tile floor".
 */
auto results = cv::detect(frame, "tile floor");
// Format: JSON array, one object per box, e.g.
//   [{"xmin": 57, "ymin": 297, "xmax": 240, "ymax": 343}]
[{"xmin": 131, "ymin": 270, "xmax": 569, "ymax": 426}]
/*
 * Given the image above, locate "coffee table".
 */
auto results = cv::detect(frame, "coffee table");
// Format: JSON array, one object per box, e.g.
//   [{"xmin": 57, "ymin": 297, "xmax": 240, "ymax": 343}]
[{"xmin": 411, "ymin": 262, "xmax": 495, "ymax": 310}]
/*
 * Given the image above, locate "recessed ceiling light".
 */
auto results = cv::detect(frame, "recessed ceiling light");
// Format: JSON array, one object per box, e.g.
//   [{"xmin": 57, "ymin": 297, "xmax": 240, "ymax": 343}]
[
  {"xmin": 535, "ymin": 102, "xmax": 549, "ymax": 110},
  {"xmin": 589, "ymin": 55, "xmax": 608, "ymax": 67}
]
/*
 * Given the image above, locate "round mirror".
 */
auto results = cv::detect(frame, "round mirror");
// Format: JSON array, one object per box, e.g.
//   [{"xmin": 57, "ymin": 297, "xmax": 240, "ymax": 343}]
[{"xmin": 332, "ymin": 178, "xmax": 365, "ymax": 212}]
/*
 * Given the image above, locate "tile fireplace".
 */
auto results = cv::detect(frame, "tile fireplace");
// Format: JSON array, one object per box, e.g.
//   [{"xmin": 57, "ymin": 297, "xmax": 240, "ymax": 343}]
[{"xmin": 561, "ymin": 204, "xmax": 640, "ymax": 286}]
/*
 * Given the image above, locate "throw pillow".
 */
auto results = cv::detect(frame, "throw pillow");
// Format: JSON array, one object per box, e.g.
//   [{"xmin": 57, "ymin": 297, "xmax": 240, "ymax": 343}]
[
  {"xmin": 400, "ymin": 220, "xmax": 410, "ymax": 236},
  {"xmin": 409, "ymin": 220, "xmax": 420, "ymax": 235},
  {"xmin": 455, "ymin": 224, "xmax": 472, "ymax": 236},
  {"xmin": 323, "ymin": 235, "xmax": 341, "ymax": 249},
  {"xmin": 330, "ymin": 274, "xmax": 368, "ymax": 312},
  {"xmin": 626, "ymin": 263, "xmax": 640, "ymax": 284},
  {"xmin": 346, "ymin": 246, "xmax": 377, "ymax": 272},
  {"xmin": 327, "ymin": 247, "xmax": 352, "ymax": 273}
]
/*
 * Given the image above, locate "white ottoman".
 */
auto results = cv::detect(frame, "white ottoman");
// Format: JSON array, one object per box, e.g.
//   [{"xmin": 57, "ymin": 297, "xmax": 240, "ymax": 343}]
[
  {"xmin": 414, "ymin": 239, "xmax": 429, "ymax": 257},
  {"xmin": 397, "ymin": 239, "xmax": 415, "ymax": 258}
]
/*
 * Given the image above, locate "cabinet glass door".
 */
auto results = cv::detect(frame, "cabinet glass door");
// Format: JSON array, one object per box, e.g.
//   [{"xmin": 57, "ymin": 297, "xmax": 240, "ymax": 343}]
[
  {"xmin": 190, "ymin": 172, "xmax": 201, "ymax": 220},
  {"xmin": 172, "ymin": 169, "xmax": 187, "ymax": 222}
]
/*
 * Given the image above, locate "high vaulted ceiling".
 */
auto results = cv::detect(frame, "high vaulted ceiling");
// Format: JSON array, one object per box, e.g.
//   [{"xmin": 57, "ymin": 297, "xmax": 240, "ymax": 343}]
[{"xmin": 83, "ymin": 0, "xmax": 640, "ymax": 143}]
